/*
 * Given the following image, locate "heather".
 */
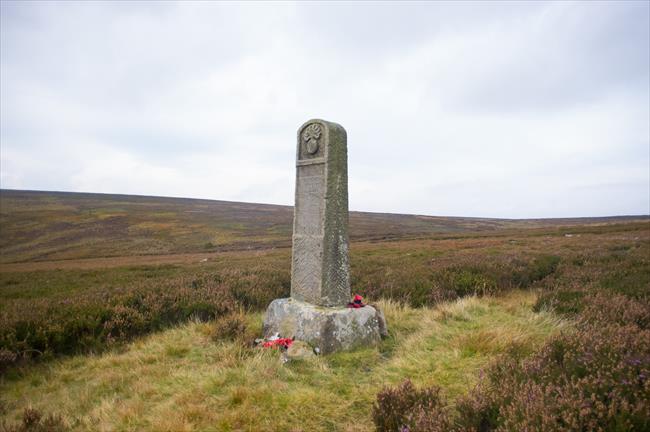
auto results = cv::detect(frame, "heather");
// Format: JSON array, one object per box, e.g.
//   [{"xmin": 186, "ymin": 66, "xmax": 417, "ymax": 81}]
[
  {"xmin": 454, "ymin": 303, "xmax": 650, "ymax": 431},
  {"xmin": 0, "ymin": 247, "xmax": 551, "ymax": 369},
  {"xmin": 2, "ymin": 190, "xmax": 637, "ymax": 264},
  {"xmin": 368, "ymin": 220, "xmax": 649, "ymax": 431},
  {"xmin": 0, "ymin": 266, "xmax": 285, "ymax": 369},
  {"xmin": 373, "ymin": 380, "xmax": 451, "ymax": 432},
  {"xmin": 0, "ymin": 191, "xmax": 648, "ymax": 431},
  {"xmin": 371, "ymin": 291, "xmax": 650, "ymax": 431},
  {"xmin": 1, "ymin": 221, "xmax": 647, "ymax": 370}
]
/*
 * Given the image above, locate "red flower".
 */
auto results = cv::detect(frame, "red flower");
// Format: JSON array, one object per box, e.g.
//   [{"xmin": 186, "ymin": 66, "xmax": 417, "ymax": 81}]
[
  {"xmin": 347, "ymin": 294, "xmax": 366, "ymax": 308},
  {"xmin": 262, "ymin": 337, "xmax": 294, "ymax": 349}
]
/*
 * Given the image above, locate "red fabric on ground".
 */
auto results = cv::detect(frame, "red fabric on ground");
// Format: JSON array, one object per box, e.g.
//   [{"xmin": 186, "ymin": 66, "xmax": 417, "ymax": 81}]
[
  {"xmin": 262, "ymin": 338, "xmax": 293, "ymax": 349},
  {"xmin": 347, "ymin": 294, "xmax": 366, "ymax": 308}
]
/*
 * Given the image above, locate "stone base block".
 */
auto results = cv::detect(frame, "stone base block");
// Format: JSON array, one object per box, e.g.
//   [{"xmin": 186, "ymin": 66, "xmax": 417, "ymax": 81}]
[{"xmin": 263, "ymin": 298, "xmax": 382, "ymax": 354}]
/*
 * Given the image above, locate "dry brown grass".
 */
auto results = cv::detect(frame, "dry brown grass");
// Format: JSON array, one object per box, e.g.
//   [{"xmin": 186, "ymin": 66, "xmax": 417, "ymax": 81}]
[
  {"xmin": 2, "ymin": 218, "xmax": 647, "ymax": 369},
  {"xmin": 0, "ymin": 292, "xmax": 565, "ymax": 431}
]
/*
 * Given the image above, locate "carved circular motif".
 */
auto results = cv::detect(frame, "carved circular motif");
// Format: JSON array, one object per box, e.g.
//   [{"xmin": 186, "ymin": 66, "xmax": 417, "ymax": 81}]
[{"xmin": 302, "ymin": 123, "xmax": 322, "ymax": 155}]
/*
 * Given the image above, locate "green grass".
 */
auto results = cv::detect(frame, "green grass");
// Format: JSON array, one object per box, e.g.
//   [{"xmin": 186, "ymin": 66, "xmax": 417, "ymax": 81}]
[{"xmin": 0, "ymin": 291, "xmax": 565, "ymax": 431}]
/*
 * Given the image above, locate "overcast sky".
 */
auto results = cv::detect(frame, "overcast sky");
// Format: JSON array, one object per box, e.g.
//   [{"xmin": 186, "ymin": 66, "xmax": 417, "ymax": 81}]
[{"xmin": 1, "ymin": 1, "xmax": 648, "ymax": 218}]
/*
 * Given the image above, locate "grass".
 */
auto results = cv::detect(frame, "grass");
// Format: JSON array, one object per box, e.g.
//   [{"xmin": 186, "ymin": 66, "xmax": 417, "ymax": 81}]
[
  {"xmin": 0, "ymin": 291, "xmax": 566, "ymax": 431},
  {"xmin": 1, "ymin": 220, "xmax": 648, "ymax": 368},
  {"xmin": 0, "ymin": 190, "xmax": 647, "ymax": 430}
]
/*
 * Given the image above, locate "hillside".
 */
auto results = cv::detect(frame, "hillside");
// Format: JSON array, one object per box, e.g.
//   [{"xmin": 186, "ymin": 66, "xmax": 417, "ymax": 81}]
[
  {"xmin": 0, "ymin": 189, "xmax": 645, "ymax": 264},
  {"xmin": 1, "ymin": 189, "xmax": 648, "ymax": 430}
]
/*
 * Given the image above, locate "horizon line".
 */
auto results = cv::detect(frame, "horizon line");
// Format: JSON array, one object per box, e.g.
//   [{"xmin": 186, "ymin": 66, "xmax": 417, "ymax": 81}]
[{"xmin": 1, "ymin": 188, "xmax": 648, "ymax": 222}]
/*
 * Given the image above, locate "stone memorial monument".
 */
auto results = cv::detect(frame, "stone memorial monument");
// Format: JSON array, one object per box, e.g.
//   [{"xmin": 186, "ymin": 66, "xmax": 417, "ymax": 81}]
[{"xmin": 263, "ymin": 119, "xmax": 385, "ymax": 354}]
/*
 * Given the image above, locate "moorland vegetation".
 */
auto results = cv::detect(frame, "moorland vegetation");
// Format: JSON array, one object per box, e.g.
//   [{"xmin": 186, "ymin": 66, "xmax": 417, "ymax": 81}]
[{"xmin": 0, "ymin": 191, "xmax": 648, "ymax": 431}]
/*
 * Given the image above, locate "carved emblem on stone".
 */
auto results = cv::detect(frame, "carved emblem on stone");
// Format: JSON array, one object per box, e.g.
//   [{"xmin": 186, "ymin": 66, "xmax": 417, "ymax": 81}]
[{"xmin": 302, "ymin": 123, "xmax": 322, "ymax": 155}]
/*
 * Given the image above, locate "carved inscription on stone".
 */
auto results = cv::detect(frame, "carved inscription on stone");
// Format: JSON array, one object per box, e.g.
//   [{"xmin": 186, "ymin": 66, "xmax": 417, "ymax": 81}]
[
  {"xmin": 294, "ymin": 164, "xmax": 325, "ymax": 236},
  {"xmin": 291, "ymin": 235, "xmax": 323, "ymax": 304},
  {"xmin": 292, "ymin": 161, "xmax": 326, "ymax": 303}
]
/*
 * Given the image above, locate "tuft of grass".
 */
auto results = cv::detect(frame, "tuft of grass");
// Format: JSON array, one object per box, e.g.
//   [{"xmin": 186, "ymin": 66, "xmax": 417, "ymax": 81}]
[
  {"xmin": 0, "ymin": 291, "xmax": 564, "ymax": 431},
  {"xmin": 0, "ymin": 407, "xmax": 67, "ymax": 432},
  {"xmin": 210, "ymin": 310, "xmax": 259, "ymax": 346}
]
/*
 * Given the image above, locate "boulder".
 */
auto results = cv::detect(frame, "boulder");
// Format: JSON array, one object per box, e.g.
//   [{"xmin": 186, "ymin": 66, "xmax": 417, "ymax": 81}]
[
  {"xmin": 371, "ymin": 304, "xmax": 389, "ymax": 339},
  {"xmin": 263, "ymin": 298, "xmax": 382, "ymax": 354}
]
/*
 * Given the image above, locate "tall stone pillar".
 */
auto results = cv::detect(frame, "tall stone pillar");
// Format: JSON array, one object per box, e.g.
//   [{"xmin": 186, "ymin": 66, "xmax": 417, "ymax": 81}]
[
  {"xmin": 291, "ymin": 119, "xmax": 350, "ymax": 307},
  {"xmin": 263, "ymin": 119, "xmax": 384, "ymax": 354}
]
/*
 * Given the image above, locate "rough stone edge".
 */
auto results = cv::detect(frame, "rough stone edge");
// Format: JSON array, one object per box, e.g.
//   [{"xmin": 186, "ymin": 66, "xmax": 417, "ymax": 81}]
[
  {"xmin": 262, "ymin": 298, "xmax": 382, "ymax": 354},
  {"xmin": 322, "ymin": 120, "xmax": 350, "ymax": 307}
]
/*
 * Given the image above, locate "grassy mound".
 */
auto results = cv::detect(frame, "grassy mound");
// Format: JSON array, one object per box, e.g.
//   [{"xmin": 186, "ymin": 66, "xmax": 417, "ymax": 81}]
[{"xmin": 0, "ymin": 291, "xmax": 564, "ymax": 431}]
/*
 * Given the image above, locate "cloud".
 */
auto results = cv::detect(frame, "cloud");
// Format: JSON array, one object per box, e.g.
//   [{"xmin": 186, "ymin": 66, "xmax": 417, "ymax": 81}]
[{"xmin": 1, "ymin": 1, "xmax": 648, "ymax": 218}]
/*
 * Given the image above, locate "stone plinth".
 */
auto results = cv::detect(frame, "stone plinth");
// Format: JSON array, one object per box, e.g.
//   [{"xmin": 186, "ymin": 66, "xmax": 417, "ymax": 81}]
[{"xmin": 263, "ymin": 298, "xmax": 381, "ymax": 354}]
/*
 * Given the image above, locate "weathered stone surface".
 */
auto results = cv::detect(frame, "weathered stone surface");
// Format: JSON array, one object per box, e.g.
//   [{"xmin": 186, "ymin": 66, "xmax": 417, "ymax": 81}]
[
  {"xmin": 372, "ymin": 304, "xmax": 389, "ymax": 339},
  {"xmin": 291, "ymin": 119, "xmax": 350, "ymax": 307},
  {"xmin": 263, "ymin": 298, "xmax": 381, "ymax": 354},
  {"xmin": 285, "ymin": 340, "xmax": 315, "ymax": 360}
]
